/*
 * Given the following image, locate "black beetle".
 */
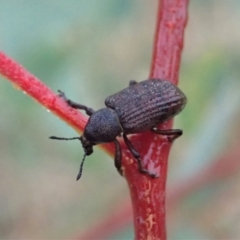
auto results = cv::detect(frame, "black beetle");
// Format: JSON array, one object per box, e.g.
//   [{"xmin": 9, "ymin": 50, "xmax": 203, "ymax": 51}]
[{"xmin": 50, "ymin": 79, "xmax": 187, "ymax": 180}]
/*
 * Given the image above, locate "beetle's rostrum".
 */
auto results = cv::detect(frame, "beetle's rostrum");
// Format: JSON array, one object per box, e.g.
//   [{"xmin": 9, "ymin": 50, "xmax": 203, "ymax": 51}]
[{"xmin": 50, "ymin": 79, "xmax": 187, "ymax": 180}]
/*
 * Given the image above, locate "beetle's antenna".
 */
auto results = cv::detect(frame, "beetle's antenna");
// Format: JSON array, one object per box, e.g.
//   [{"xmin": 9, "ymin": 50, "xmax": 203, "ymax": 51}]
[
  {"xmin": 76, "ymin": 153, "xmax": 87, "ymax": 181},
  {"xmin": 49, "ymin": 136, "xmax": 80, "ymax": 141}
]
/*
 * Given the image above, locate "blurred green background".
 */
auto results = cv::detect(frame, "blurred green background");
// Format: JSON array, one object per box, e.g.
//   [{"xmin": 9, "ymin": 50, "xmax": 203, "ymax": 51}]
[{"xmin": 1, "ymin": 1, "xmax": 240, "ymax": 239}]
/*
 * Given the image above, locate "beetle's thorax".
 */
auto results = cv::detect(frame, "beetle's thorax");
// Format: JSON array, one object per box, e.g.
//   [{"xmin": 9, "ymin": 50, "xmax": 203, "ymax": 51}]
[{"xmin": 83, "ymin": 108, "xmax": 122, "ymax": 145}]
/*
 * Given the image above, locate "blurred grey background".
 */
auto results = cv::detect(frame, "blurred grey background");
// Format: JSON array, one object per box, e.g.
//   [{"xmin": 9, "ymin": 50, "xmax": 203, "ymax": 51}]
[{"xmin": 1, "ymin": 1, "xmax": 240, "ymax": 239}]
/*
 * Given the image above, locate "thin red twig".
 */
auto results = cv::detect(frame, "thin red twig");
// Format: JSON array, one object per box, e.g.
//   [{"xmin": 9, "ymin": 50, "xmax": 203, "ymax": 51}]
[
  {"xmin": 0, "ymin": 52, "xmax": 87, "ymax": 133},
  {"xmin": 0, "ymin": 0, "xmax": 188, "ymax": 239}
]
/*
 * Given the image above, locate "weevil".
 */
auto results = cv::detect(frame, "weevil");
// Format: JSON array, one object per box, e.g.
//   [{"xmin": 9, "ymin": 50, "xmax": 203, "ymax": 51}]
[{"xmin": 50, "ymin": 79, "xmax": 187, "ymax": 180}]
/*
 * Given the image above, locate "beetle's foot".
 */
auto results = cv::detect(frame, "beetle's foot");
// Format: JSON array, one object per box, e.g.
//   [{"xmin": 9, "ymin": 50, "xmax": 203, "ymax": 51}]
[
  {"xmin": 151, "ymin": 128, "xmax": 182, "ymax": 143},
  {"xmin": 167, "ymin": 129, "xmax": 183, "ymax": 143},
  {"xmin": 139, "ymin": 167, "xmax": 159, "ymax": 179},
  {"xmin": 117, "ymin": 167, "xmax": 123, "ymax": 176},
  {"xmin": 57, "ymin": 90, "xmax": 67, "ymax": 101},
  {"xmin": 57, "ymin": 90, "xmax": 76, "ymax": 109},
  {"xmin": 167, "ymin": 131, "xmax": 182, "ymax": 143}
]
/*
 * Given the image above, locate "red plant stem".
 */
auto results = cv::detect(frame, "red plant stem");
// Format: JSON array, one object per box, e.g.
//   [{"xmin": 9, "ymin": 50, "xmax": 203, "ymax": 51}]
[
  {"xmin": 122, "ymin": 1, "xmax": 188, "ymax": 239},
  {"xmin": 0, "ymin": 0, "xmax": 188, "ymax": 238},
  {"xmin": 0, "ymin": 52, "xmax": 87, "ymax": 133},
  {"xmin": 150, "ymin": 0, "xmax": 188, "ymax": 84}
]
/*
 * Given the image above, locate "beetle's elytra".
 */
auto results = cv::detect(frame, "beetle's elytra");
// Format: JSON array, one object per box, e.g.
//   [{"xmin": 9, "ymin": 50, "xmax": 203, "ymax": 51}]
[{"xmin": 50, "ymin": 79, "xmax": 187, "ymax": 180}]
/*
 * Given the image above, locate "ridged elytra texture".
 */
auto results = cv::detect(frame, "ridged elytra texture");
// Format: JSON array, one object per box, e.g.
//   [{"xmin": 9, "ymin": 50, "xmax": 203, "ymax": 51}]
[{"xmin": 105, "ymin": 79, "xmax": 186, "ymax": 134}]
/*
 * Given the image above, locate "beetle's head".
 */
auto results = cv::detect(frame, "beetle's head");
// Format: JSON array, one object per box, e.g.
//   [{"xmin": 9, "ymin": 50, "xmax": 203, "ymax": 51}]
[
  {"xmin": 82, "ymin": 108, "xmax": 122, "ymax": 145},
  {"xmin": 49, "ymin": 108, "xmax": 122, "ymax": 181}
]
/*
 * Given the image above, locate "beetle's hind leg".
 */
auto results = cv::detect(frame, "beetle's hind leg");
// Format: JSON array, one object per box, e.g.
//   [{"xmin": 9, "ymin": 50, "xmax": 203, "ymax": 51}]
[
  {"xmin": 57, "ymin": 90, "xmax": 94, "ymax": 116},
  {"xmin": 123, "ymin": 134, "xmax": 158, "ymax": 178},
  {"xmin": 151, "ymin": 128, "xmax": 182, "ymax": 142}
]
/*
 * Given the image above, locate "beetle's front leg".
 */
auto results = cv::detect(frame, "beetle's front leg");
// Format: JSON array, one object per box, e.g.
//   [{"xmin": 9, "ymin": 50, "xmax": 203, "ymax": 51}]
[
  {"xmin": 114, "ymin": 139, "xmax": 123, "ymax": 176},
  {"xmin": 123, "ymin": 134, "xmax": 158, "ymax": 178},
  {"xmin": 151, "ymin": 128, "xmax": 182, "ymax": 142},
  {"xmin": 57, "ymin": 90, "xmax": 95, "ymax": 116}
]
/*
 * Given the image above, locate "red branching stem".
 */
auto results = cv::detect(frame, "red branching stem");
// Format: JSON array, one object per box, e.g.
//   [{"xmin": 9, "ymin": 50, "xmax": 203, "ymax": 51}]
[
  {"xmin": 121, "ymin": 1, "xmax": 188, "ymax": 239},
  {"xmin": 0, "ymin": 0, "xmax": 188, "ymax": 239}
]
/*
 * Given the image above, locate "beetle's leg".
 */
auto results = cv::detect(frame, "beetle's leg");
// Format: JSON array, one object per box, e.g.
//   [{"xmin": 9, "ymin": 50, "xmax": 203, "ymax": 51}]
[
  {"xmin": 114, "ymin": 139, "xmax": 123, "ymax": 176},
  {"xmin": 123, "ymin": 134, "xmax": 158, "ymax": 178},
  {"xmin": 151, "ymin": 128, "xmax": 182, "ymax": 142},
  {"xmin": 129, "ymin": 80, "xmax": 138, "ymax": 86},
  {"xmin": 58, "ymin": 90, "xmax": 95, "ymax": 116}
]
